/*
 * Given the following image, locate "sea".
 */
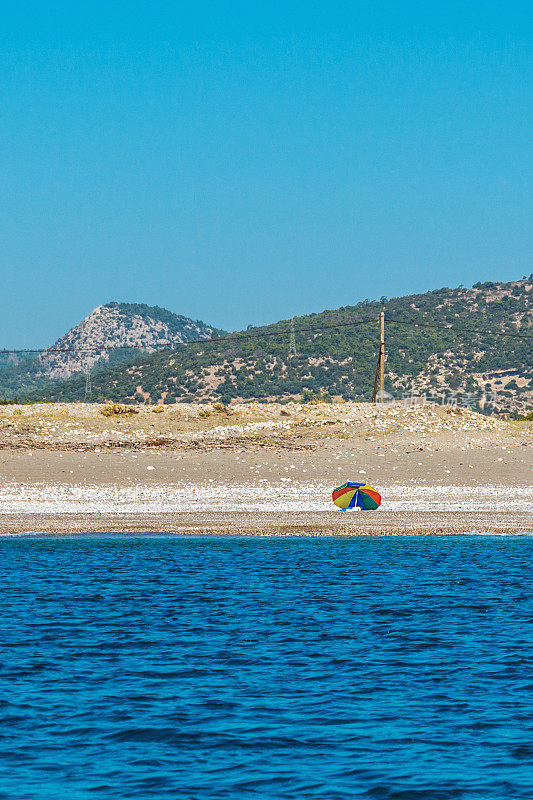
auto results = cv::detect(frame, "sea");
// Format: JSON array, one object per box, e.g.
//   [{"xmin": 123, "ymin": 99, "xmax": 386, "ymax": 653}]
[{"xmin": 1, "ymin": 534, "xmax": 532, "ymax": 799}]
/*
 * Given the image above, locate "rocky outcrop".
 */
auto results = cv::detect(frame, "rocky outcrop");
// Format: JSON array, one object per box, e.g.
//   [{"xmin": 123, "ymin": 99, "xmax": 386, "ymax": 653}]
[{"xmin": 40, "ymin": 303, "xmax": 218, "ymax": 379}]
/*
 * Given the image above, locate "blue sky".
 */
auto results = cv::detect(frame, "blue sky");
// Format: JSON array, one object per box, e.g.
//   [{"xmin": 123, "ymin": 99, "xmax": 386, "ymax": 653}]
[{"xmin": 1, "ymin": 1, "xmax": 531, "ymax": 347}]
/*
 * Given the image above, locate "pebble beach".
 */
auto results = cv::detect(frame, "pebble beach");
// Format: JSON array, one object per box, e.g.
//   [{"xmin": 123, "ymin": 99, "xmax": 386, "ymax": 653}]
[{"xmin": 0, "ymin": 400, "xmax": 531, "ymax": 535}]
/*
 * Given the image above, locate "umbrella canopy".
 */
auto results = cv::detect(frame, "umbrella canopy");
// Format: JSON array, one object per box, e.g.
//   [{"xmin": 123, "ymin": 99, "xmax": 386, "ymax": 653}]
[{"xmin": 332, "ymin": 482, "xmax": 381, "ymax": 510}]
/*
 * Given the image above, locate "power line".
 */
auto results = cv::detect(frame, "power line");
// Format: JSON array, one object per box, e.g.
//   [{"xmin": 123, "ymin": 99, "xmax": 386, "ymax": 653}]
[
  {"xmin": 0, "ymin": 314, "xmax": 531, "ymax": 356},
  {"xmin": 0, "ymin": 317, "xmax": 377, "ymax": 354}
]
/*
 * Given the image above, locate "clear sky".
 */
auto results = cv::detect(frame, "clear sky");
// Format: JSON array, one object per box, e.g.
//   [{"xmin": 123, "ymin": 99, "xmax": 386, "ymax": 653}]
[{"xmin": 1, "ymin": 1, "xmax": 531, "ymax": 347}]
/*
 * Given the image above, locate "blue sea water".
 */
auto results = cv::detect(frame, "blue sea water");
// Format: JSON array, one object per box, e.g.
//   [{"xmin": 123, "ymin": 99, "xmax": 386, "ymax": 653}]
[{"xmin": 1, "ymin": 535, "xmax": 533, "ymax": 800}]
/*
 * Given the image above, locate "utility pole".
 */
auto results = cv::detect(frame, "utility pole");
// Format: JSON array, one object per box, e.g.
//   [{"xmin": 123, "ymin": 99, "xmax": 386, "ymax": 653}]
[
  {"xmin": 380, "ymin": 311, "xmax": 385, "ymax": 399},
  {"xmin": 372, "ymin": 312, "xmax": 385, "ymax": 403}
]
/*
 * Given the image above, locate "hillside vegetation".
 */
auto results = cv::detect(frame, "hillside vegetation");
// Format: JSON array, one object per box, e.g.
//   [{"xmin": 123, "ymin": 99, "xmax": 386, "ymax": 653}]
[{"xmin": 28, "ymin": 277, "xmax": 532, "ymax": 415}]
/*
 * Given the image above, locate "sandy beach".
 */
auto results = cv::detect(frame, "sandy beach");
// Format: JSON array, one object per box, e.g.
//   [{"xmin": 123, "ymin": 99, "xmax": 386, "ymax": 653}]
[{"xmin": 0, "ymin": 400, "xmax": 531, "ymax": 535}]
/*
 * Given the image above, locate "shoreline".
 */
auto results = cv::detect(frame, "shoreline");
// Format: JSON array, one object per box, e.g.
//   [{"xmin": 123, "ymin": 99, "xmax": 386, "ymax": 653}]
[{"xmin": 1, "ymin": 510, "xmax": 532, "ymax": 536}]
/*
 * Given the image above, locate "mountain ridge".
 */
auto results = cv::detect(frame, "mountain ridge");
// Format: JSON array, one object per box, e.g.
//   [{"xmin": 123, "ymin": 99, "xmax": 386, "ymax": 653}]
[{"xmin": 28, "ymin": 276, "xmax": 532, "ymax": 415}]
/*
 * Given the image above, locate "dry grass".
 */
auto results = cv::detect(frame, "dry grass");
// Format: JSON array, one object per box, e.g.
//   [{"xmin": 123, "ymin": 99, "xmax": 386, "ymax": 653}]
[{"xmin": 0, "ymin": 399, "xmax": 529, "ymax": 454}]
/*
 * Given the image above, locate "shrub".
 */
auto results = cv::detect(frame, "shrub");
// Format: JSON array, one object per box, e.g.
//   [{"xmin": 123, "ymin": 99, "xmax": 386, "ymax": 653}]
[
  {"xmin": 100, "ymin": 403, "xmax": 139, "ymax": 417},
  {"xmin": 212, "ymin": 401, "xmax": 231, "ymax": 413}
]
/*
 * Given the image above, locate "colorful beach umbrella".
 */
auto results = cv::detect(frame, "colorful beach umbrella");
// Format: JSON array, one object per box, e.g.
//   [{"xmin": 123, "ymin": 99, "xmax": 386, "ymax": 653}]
[{"xmin": 332, "ymin": 482, "xmax": 381, "ymax": 510}]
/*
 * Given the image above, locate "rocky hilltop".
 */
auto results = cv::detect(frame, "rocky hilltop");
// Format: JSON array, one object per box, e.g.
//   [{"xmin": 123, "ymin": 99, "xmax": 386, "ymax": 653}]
[{"xmin": 40, "ymin": 302, "xmax": 221, "ymax": 379}]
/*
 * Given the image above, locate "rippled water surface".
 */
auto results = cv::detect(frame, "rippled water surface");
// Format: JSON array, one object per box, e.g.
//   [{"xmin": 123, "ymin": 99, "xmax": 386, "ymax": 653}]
[{"xmin": 1, "ymin": 535, "xmax": 533, "ymax": 799}]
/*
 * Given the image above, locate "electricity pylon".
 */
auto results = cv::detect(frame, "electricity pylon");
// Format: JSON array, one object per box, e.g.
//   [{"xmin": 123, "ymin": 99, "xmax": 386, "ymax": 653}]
[{"xmin": 289, "ymin": 318, "xmax": 298, "ymax": 357}]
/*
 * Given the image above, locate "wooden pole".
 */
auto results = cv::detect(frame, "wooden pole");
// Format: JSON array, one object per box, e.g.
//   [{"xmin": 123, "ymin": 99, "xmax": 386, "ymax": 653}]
[
  {"xmin": 372, "ymin": 312, "xmax": 386, "ymax": 403},
  {"xmin": 372, "ymin": 348, "xmax": 381, "ymax": 403},
  {"xmin": 379, "ymin": 311, "xmax": 385, "ymax": 400}
]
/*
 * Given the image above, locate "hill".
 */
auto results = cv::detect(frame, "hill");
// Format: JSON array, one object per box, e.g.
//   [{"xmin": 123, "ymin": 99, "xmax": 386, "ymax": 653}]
[
  {"xmin": 0, "ymin": 303, "xmax": 223, "ymax": 398},
  {"xmin": 40, "ymin": 302, "xmax": 222, "ymax": 378},
  {"xmin": 28, "ymin": 277, "xmax": 532, "ymax": 415}
]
